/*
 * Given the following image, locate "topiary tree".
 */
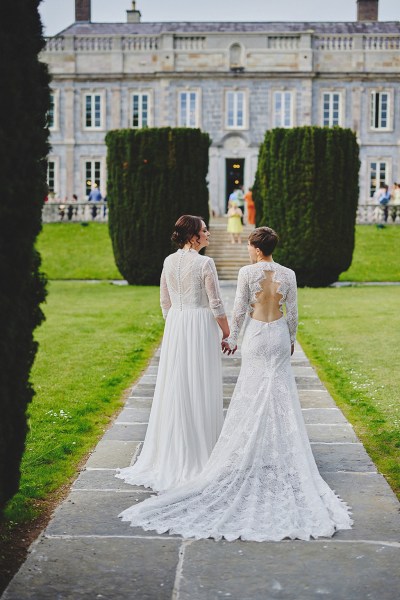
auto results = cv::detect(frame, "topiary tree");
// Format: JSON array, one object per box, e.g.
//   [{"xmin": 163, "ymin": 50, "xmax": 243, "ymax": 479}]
[
  {"xmin": 106, "ymin": 127, "xmax": 211, "ymax": 284},
  {"xmin": 0, "ymin": 0, "xmax": 50, "ymax": 513},
  {"xmin": 253, "ymin": 126, "xmax": 360, "ymax": 286}
]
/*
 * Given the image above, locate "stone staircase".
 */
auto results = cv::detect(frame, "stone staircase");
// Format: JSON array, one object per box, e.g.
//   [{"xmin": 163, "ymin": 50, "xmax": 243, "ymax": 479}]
[{"xmin": 206, "ymin": 217, "xmax": 254, "ymax": 280}]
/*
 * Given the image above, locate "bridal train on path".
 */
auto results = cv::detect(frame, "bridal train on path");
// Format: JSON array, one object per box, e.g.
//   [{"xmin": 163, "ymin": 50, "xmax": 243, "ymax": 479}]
[{"xmin": 118, "ymin": 225, "xmax": 353, "ymax": 541}]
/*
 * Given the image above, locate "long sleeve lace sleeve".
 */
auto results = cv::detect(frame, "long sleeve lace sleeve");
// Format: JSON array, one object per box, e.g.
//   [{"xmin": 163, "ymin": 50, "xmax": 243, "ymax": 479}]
[
  {"xmin": 228, "ymin": 267, "xmax": 250, "ymax": 348},
  {"xmin": 160, "ymin": 268, "xmax": 171, "ymax": 319},
  {"xmin": 203, "ymin": 258, "xmax": 226, "ymax": 318},
  {"xmin": 285, "ymin": 270, "xmax": 298, "ymax": 344}
]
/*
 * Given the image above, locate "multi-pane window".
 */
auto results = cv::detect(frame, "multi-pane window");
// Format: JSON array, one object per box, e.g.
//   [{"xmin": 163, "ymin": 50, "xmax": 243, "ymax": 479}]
[
  {"xmin": 84, "ymin": 93, "xmax": 102, "ymax": 129},
  {"xmin": 273, "ymin": 91, "xmax": 293, "ymax": 128},
  {"xmin": 132, "ymin": 93, "xmax": 149, "ymax": 128},
  {"xmin": 47, "ymin": 160, "xmax": 57, "ymax": 194},
  {"xmin": 322, "ymin": 92, "xmax": 341, "ymax": 127},
  {"xmin": 370, "ymin": 92, "xmax": 390, "ymax": 130},
  {"xmin": 369, "ymin": 161, "xmax": 388, "ymax": 198},
  {"xmin": 85, "ymin": 160, "xmax": 102, "ymax": 197},
  {"xmin": 48, "ymin": 91, "xmax": 58, "ymax": 130},
  {"xmin": 178, "ymin": 91, "xmax": 198, "ymax": 127},
  {"xmin": 226, "ymin": 91, "xmax": 246, "ymax": 129}
]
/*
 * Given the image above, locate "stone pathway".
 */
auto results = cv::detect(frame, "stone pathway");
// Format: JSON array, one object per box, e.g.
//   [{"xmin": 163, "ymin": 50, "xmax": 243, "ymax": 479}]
[{"xmin": 3, "ymin": 283, "xmax": 400, "ymax": 600}]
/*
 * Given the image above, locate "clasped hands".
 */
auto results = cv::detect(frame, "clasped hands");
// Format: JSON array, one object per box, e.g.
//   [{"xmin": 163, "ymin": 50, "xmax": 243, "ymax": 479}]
[{"xmin": 221, "ymin": 338, "xmax": 237, "ymax": 355}]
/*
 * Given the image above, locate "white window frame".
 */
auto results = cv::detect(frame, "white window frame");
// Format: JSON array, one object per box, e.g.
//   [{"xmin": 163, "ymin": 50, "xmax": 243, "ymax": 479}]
[
  {"xmin": 225, "ymin": 90, "xmax": 247, "ymax": 130},
  {"xmin": 47, "ymin": 156, "xmax": 60, "ymax": 198},
  {"xmin": 368, "ymin": 159, "xmax": 391, "ymax": 199},
  {"xmin": 48, "ymin": 89, "xmax": 60, "ymax": 131},
  {"xmin": 321, "ymin": 91, "xmax": 343, "ymax": 127},
  {"xmin": 273, "ymin": 90, "xmax": 295, "ymax": 128},
  {"xmin": 82, "ymin": 158, "xmax": 105, "ymax": 199},
  {"xmin": 82, "ymin": 91, "xmax": 105, "ymax": 130},
  {"xmin": 178, "ymin": 90, "xmax": 201, "ymax": 128},
  {"xmin": 370, "ymin": 90, "xmax": 392, "ymax": 131},
  {"xmin": 130, "ymin": 91, "xmax": 152, "ymax": 128}
]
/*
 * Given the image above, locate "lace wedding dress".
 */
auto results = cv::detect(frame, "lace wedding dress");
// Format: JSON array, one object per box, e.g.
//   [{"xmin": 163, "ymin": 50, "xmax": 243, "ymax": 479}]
[
  {"xmin": 116, "ymin": 249, "xmax": 226, "ymax": 492},
  {"xmin": 119, "ymin": 261, "xmax": 352, "ymax": 541}
]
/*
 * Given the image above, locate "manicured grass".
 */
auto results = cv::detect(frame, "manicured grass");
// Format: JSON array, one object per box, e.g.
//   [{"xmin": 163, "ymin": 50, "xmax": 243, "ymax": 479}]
[
  {"xmin": 340, "ymin": 225, "xmax": 400, "ymax": 282},
  {"xmin": 5, "ymin": 281, "xmax": 164, "ymax": 523},
  {"xmin": 298, "ymin": 286, "xmax": 400, "ymax": 498},
  {"xmin": 37, "ymin": 222, "xmax": 122, "ymax": 280}
]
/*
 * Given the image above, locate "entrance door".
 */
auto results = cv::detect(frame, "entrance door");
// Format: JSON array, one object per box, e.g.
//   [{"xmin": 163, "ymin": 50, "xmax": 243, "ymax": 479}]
[{"xmin": 225, "ymin": 158, "xmax": 244, "ymax": 210}]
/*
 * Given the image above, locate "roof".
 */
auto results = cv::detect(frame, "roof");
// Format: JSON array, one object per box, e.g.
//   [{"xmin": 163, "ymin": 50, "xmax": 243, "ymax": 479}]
[{"xmin": 56, "ymin": 21, "xmax": 400, "ymax": 37}]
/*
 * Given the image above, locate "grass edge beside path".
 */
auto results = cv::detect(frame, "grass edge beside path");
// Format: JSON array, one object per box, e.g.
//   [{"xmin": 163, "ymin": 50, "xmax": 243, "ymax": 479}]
[{"xmin": 297, "ymin": 286, "xmax": 400, "ymax": 500}]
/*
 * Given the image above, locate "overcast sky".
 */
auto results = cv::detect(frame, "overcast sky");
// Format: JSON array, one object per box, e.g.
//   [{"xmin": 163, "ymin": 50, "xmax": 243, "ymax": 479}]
[{"xmin": 39, "ymin": 0, "xmax": 399, "ymax": 36}]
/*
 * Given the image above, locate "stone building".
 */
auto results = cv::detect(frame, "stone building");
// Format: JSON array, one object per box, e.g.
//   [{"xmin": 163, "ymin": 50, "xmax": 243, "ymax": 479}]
[{"xmin": 43, "ymin": 0, "xmax": 400, "ymax": 215}]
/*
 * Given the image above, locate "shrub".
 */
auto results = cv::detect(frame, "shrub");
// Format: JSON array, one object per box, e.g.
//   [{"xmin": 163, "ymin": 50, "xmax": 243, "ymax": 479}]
[
  {"xmin": 0, "ymin": 0, "xmax": 49, "ymax": 513},
  {"xmin": 253, "ymin": 127, "xmax": 360, "ymax": 286},
  {"xmin": 106, "ymin": 128, "xmax": 211, "ymax": 284}
]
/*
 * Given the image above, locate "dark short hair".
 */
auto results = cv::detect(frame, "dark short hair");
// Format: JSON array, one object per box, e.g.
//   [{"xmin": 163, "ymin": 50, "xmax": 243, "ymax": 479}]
[
  {"xmin": 248, "ymin": 227, "xmax": 279, "ymax": 256},
  {"xmin": 171, "ymin": 215, "xmax": 204, "ymax": 248}
]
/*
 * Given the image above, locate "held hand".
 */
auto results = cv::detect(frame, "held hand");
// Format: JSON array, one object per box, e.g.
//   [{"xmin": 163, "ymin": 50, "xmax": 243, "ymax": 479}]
[
  {"xmin": 291, "ymin": 343, "xmax": 295, "ymax": 356},
  {"xmin": 221, "ymin": 339, "xmax": 237, "ymax": 355}
]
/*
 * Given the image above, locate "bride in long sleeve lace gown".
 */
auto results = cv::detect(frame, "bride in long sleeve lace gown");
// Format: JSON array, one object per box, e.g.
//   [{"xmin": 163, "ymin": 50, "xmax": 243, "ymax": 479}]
[
  {"xmin": 116, "ymin": 215, "xmax": 229, "ymax": 492},
  {"xmin": 118, "ymin": 227, "xmax": 352, "ymax": 541}
]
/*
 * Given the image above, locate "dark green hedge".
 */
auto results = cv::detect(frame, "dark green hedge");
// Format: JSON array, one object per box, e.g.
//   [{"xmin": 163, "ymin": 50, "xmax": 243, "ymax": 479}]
[
  {"xmin": 253, "ymin": 127, "xmax": 360, "ymax": 286},
  {"xmin": 106, "ymin": 128, "xmax": 210, "ymax": 284},
  {"xmin": 0, "ymin": 0, "xmax": 49, "ymax": 513}
]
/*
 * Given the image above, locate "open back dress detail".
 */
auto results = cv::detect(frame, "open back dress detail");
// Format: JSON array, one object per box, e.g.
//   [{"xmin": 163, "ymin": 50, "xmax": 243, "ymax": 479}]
[
  {"xmin": 115, "ymin": 249, "xmax": 226, "ymax": 492},
  {"xmin": 118, "ymin": 261, "xmax": 353, "ymax": 541}
]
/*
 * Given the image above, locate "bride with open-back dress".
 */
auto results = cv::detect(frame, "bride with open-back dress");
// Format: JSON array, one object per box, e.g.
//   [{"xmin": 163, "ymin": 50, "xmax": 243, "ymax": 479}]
[
  {"xmin": 118, "ymin": 226, "xmax": 352, "ymax": 541},
  {"xmin": 116, "ymin": 215, "xmax": 230, "ymax": 492}
]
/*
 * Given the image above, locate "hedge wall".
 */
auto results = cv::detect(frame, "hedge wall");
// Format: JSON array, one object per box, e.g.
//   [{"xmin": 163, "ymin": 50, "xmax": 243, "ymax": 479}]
[
  {"xmin": 253, "ymin": 127, "xmax": 360, "ymax": 286},
  {"xmin": 106, "ymin": 128, "xmax": 211, "ymax": 284},
  {"xmin": 0, "ymin": 0, "xmax": 49, "ymax": 513}
]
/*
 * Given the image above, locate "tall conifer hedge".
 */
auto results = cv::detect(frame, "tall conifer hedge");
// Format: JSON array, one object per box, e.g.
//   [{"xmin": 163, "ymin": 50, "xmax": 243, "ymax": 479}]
[
  {"xmin": 106, "ymin": 128, "xmax": 210, "ymax": 284},
  {"xmin": 0, "ymin": 1, "xmax": 50, "ymax": 512},
  {"xmin": 253, "ymin": 127, "xmax": 359, "ymax": 286}
]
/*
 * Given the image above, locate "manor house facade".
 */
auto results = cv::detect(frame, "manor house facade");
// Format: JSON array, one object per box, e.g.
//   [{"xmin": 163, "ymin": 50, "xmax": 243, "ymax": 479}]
[{"xmin": 43, "ymin": 0, "xmax": 400, "ymax": 215}]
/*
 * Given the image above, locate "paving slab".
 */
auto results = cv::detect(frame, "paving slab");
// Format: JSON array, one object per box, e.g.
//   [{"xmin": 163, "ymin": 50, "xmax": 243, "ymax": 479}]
[
  {"xmin": 72, "ymin": 469, "xmax": 141, "ymax": 491},
  {"xmin": 301, "ymin": 407, "xmax": 348, "ymax": 424},
  {"xmin": 116, "ymin": 407, "xmax": 150, "ymax": 423},
  {"xmin": 85, "ymin": 440, "xmax": 140, "ymax": 469},
  {"xmin": 305, "ymin": 423, "xmax": 358, "ymax": 443},
  {"xmin": 46, "ymin": 490, "xmax": 164, "ymax": 538},
  {"xmin": 177, "ymin": 539, "xmax": 400, "ymax": 600},
  {"xmin": 3, "ymin": 537, "xmax": 181, "ymax": 600},
  {"xmin": 103, "ymin": 423, "xmax": 148, "ymax": 441},
  {"xmin": 311, "ymin": 443, "xmax": 377, "ymax": 473},
  {"xmin": 297, "ymin": 390, "xmax": 338, "ymax": 408}
]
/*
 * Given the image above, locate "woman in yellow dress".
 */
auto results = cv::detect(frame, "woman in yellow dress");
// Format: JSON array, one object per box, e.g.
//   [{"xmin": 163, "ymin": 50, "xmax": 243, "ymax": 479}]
[{"xmin": 227, "ymin": 200, "xmax": 243, "ymax": 244}]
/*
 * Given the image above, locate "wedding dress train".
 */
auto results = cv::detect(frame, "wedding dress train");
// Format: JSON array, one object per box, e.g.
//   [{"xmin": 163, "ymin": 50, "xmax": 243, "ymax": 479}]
[{"xmin": 118, "ymin": 261, "xmax": 352, "ymax": 541}]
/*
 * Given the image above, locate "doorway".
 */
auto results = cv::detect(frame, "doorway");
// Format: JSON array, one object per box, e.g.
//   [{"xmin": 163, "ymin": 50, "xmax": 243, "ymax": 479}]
[{"xmin": 225, "ymin": 158, "xmax": 244, "ymax": 210}]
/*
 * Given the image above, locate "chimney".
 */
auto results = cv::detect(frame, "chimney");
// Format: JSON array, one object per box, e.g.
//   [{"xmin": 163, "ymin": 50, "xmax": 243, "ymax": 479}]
[
  {"xmin": 75, "ymin": 0, "xmax": 91, "ymax": 22},
  {"xmin": 357, "ymin": 0, "xmax": 379, "ymax": 21},
  {"xmin": 127, "ymin": 1, "xmax": 141, "ymax": 23}
]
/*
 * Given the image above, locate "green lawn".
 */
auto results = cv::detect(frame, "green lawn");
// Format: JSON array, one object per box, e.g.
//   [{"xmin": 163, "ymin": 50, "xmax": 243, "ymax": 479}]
[
  {"xmin": 37, "ymin": 222, "xmax": 122, "ymax": 280},
  {"xmin": 5, "ymin": 281, "xmax": 163, "ymax": 522},
  {"xmin": 340, "ymin": 225, "xmax": 400, "ymax": 282},
  {"xmin": 298, "ymin": 286, "xmax": 400, "ymax": 498}
]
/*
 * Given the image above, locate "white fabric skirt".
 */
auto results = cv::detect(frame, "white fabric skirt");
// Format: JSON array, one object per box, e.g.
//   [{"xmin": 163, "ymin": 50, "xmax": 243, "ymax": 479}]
[
  {"xmin": 116, "ymin": 307, "xmax": 223, "ymax": 492},
  {"xmin": 118, "ymin": 316, "xmax": 352, "ymax": 541}
]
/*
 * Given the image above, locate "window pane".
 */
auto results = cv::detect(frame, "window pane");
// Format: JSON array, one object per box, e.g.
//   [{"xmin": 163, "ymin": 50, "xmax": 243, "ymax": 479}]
[
  {"xmin": 94, "ymin": 95, "xmax": 101, "ymax": 127},
  {"xmin": 47, "ymin": 161, "xmax": 55, "ymax": 193},
  {"xmin": 85, "ymin": 95, "xmax": 92, "ymax": 127},
  {"xmin": 48, "ymin": 93, "xmax": 55, "ymax": 128},
  {"xmin": 132, "ymin": 95, "xmax": 139, "ymax": 127},
  {"xmin": 86, "ymin": 161, "xmax": 92, "ymax": 196}
]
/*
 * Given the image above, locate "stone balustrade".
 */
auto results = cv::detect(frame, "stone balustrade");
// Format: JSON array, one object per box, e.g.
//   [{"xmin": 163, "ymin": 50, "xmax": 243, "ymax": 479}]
[
  {"xmin": 42, "ymin": 202, "xmax": 108, "ymax": 223},
  {"xmin": 357, "ymin": 204, "xmax": 400, "ymax": 224},
  {"xmin": 314, "ymin": 36, "xmax": 354, "ymax": 50}
]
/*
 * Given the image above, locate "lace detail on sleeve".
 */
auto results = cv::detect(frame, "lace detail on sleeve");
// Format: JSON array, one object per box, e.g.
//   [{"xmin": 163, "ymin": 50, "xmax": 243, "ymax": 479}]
[
  {"xmin": 227, "ymin": 267, "xmax": 249, "ymax": 348},
  {"xmin": 203, "ymin": 258, "xmax": 226, "ymax": 318},
  {"xmin": 160, "ymin": 267, "xmax": 171, "ymax": 319},
  {"xmin": 286, "ymin": 270, "xmax": 298, "ymax": 344}
]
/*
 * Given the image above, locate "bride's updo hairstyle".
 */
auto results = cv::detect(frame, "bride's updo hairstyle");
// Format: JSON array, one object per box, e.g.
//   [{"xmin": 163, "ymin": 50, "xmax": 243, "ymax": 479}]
[
  {"xmin": 248, "ymin": 227, "xmax": 279, "ymax": 256},
  {"xmin": 171, "ymin": 215, "xmax": 204, "ymax": 248}
]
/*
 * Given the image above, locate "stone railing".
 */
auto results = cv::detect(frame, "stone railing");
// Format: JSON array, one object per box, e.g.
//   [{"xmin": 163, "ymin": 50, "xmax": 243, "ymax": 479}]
[
  {"xmin": 357, "ymin": 204, "xmax": 400, "ymax": 224},
  {"xmin": 45, "ymin": 36, "xmax": 65, "ymax": 51},
  {"xmin": 314, "ymin": 35, "xmax": 353, "ymax": 50},
  {"xmin": 74, "ymin": 36, "xmax": 114, "ymax": 51},
  {"xmin": 42, "ymin": 202, "xmax": 108, "ymax": 223},
  {"xmin": 122, "ymin": 36, "xmax": 159, "ymax": 50},
  {"xmin": 44, "ymin": 35, "xmax": 159, "ymax": 52},
  {"xmin": 267, "ymin": 36, "xmax": 300, "ymax": 50},
  {"xmin": 363, "ymin": 35, "xmax": 400, "ymax": 50},
  {"xmin": 174, "ymin": 36, "xmax": 206, "ymax": 50}
]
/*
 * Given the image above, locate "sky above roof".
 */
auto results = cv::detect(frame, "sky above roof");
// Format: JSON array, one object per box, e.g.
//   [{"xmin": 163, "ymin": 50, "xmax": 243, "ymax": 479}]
[{"xmin": 39, "ymin": 0, "xmax": 399, "ymax": 37}]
